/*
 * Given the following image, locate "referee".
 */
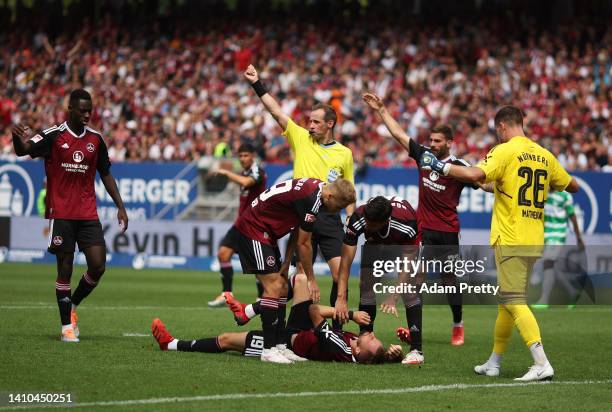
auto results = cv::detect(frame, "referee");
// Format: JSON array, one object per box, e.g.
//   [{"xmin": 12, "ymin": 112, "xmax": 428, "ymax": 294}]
[{"xmin": 244, "ymin": 64, "xmax": 355, "ymax": 313}]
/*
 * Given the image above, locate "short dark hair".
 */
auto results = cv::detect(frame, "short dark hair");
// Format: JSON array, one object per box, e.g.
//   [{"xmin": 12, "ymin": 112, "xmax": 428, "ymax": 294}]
[
  {"xmin": 494, "ymin": 105, "xmax": 524, "ymax": 127},
  {"xmin": 430, "ymin": 124, "xmax": 454, "ymax": 140},
  {"xmin": 69, "ymin": 88, "xmax": 91, "ymax": 106},
  {"xmin": 311, "ymin": 103, "xmax": 337, "ymax": 129},
  {"xmin": 364, "ymin": 196, "xmax": 392, "ymax": 222},
  {"xmin": 237, "ymin": 143, "xmax": 255, "ymax": 153}
]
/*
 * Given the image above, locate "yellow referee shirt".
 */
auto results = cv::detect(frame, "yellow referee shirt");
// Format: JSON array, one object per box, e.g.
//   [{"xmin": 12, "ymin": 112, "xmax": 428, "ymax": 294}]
[
  {"xmin": 283, "ymin": 119, "xmax": 354, "ymax": 184},
  {"xmin": 476, "ymin": 136, "xmax": 572, "ymax": 249}
]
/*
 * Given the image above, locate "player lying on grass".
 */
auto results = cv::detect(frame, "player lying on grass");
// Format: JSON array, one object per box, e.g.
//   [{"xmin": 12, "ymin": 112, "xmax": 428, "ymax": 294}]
[{"xmin": 152, "ymin": 273, "xmax": 403, "ymax": 364}]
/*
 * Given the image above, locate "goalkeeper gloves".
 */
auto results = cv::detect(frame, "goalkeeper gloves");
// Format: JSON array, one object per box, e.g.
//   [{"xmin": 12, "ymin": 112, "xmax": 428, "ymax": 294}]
[{"xmin": 420, "ymin": 151, "xmax": 451, "ymax": 175}]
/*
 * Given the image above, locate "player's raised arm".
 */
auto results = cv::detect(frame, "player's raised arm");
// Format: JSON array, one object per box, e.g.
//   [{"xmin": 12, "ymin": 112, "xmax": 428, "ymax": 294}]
[
  {"xmin": 244, "ymin": 64, "xmax": 290, "ymax": 131},
  {"xmin": 362, "ymin": 93, "xmax": 412, "ymax": 153}
]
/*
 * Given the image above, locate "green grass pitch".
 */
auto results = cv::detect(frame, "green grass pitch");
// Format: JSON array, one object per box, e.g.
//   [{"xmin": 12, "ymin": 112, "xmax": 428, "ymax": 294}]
[{"xmin": 1, "ymin": 263, "xmax": 611, "ymax": 411}]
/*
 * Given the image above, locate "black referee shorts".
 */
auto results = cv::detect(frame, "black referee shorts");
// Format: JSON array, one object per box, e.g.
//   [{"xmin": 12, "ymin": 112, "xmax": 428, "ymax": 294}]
[
  {"xmin": 312, "ymin": 211, "xmax": 344, "ymax": 261},
  {"xmin": 47, "ymin": 219, "xmax": 106, "ymax": 254}
]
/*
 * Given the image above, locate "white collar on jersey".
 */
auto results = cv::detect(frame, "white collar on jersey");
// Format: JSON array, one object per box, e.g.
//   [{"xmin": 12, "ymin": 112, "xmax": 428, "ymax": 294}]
[{"xmin": 63, "ymin": 122, "xmax": 86, "ymax": 138}]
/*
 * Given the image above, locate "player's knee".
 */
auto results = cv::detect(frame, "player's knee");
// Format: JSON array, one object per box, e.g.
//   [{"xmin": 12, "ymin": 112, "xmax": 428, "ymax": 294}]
[
  {"xmin": 88, "ymin": 262, "xmax": 106, "ymax": 279},
  {"xmin": 217, "ymin": 333, "xmax": 229, "ymax": 349},
  {"xmin": 217, "ymin": 248, "xmax": 232, "ymax": 262}
]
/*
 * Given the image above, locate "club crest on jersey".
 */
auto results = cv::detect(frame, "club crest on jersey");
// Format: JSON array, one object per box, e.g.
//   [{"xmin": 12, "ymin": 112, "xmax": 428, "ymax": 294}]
[
  {"xmin": 86, "ymin": 143, "xmax": 95, "ymax": 153},
  {"xmin": 305, "ymin": 213, "xmax": 316, "ymax": 222},
  {"xmin": 73, "ymin": 151, "xmax": 84, "ymax": 163},
  {"xmin": 53, "ymin": 236, "xmax": 63, "ymax": 246},
  {"xmin": 266, "ymin": 256, "xmax": 276, "ymax": 267},
  {"xmin": 429, "ymin": 171, "xmax": 440, "ymax": 181}
]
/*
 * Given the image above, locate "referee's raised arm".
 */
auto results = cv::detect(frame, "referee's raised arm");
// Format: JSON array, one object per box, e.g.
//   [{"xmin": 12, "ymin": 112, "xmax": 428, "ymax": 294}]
[{"xmin": 244, "ymin": 64, "xmax": 290, "ymax": 131}]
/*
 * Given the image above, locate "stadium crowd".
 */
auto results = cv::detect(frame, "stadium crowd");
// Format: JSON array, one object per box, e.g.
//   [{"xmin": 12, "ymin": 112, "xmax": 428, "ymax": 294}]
[{"xmin": 1, "ymin": 3, "xmax": 610, "ymax": 171}]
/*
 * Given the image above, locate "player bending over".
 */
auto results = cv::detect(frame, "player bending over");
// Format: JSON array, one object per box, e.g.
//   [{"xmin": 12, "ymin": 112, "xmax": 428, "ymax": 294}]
[
  {"xmin": 152, "ymin": 273, "xmax": 402, "ymax": 364},
  {"xmin": 233, "ymin": 177, "xmax": 355, "ymax": 363}
]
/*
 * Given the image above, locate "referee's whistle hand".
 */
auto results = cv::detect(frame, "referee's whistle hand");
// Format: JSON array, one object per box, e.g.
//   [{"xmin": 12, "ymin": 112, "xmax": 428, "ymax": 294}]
[{"xmin": 244, "ymin": 65, "xmax": 259, "ymax": 83}]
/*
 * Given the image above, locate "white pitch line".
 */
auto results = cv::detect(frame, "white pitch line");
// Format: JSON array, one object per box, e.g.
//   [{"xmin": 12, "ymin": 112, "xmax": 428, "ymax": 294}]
[
  {"xmin": 0, "ymin": 304, "xmax": 208, "ymax": 311},
  {"xmin": 122, "ymin": 333, "xmax": 150, "ymax": 337},
  {"xmin": 0, "ymin": 379, "xmax": 610, "ymax": 411}
]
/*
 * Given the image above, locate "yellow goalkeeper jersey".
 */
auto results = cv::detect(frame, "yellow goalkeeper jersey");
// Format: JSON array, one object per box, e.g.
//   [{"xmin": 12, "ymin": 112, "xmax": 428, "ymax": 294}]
[
  {"xmin": 283, "ymin": 119, "xmax": 354, "ymax": 184},
  {"xmin": 476, "ymin": 136, "xmax": 572, "ymax": 250}
]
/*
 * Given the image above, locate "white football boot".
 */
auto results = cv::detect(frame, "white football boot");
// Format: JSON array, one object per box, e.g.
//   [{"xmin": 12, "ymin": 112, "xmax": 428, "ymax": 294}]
[
  {"xmin": 261, "ymin": 347, "xmax": 293, "ymax": 364},
  {"xmin": 514, "ymin": 363, "xmax": 554, "ymax": 382},
  {"xmin": 401, "ymin": 349, "xmax": 424, "ymax": 365}
]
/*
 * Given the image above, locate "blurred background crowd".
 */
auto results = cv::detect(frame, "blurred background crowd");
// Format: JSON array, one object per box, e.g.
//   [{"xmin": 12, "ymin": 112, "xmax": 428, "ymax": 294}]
[{"xmin": 1, "ymin": 0, "xmax": 610, "ymax": 171}]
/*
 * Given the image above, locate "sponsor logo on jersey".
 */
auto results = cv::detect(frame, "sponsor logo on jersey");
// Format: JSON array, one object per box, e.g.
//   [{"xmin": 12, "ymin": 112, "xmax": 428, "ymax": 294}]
[
  {"xmin": 61, "ymin": 143, "xmax": 69, "ymax": 149},
  {"xmin": 327, "ymin": 168, "xmax": 340, "ymax": 182},
  {"xmin": 73, "ymin": 151, "xmax": 84, "ymax": 163},
  {"xmin": 266, "ymin": 256, "xmax": 276, "ymax": 267},
  {"xmin": 52, "ymin": 235, "xmax": 63, "ymax": 246},
  {"xmin": 86, "ymin": 143, "xmax": 95, "ymax": 153}
]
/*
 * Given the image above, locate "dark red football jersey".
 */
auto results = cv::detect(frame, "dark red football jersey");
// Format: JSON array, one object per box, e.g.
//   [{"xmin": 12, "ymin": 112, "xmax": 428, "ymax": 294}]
[
  {"xmin": 28, "ymin": 122, "xmax": 111, "ymax": 220},
  {"xmin": 235, "ymin": 178, "xmax": 323, "ymax": 245},
  {"xmin": 344, "ymin": 196, "xmax": 418, "ymax": 246},
  {"xmin": 291, "ymin": 321, "xmax": 357, "ymax": 363},
  {"xmin": 238, "ymin": 162, "xmax": 266, "ymax": 217},
  {"xmin": 409, "ymin": 140, "xmax": 477, "ymax": 233}
]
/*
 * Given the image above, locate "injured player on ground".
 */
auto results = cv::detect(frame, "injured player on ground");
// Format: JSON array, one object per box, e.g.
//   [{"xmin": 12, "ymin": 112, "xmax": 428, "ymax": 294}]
[{"xmin": 151, "ymin": 273, "xmax": 403, "ymax": 364}]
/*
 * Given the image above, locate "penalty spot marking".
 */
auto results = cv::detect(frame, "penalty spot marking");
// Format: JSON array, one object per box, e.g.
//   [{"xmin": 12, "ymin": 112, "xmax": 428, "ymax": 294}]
[{"xmin": 0, "ymin": 379, "xmax": 610, "ymax": 410}]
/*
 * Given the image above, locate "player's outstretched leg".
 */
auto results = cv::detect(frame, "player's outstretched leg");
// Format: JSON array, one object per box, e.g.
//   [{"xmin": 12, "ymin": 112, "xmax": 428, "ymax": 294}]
[
  {"xmin": 151, "ymin": 318, "xmax": 243, "ymax": 353},
  {"xmin": 70, "ymin": 245, "xmax": 106, "ymax": 337},
  {"xmin": 56, "ymin": 252, "xmax": 78, "ymax": 342}
]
